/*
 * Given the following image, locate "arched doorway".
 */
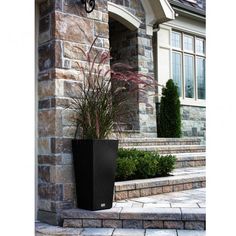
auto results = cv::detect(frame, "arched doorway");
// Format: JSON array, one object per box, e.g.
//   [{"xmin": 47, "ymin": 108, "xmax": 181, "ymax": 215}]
[{"xmin": 108, "ymin": 3, "xmax": 141, "ymax": 133}]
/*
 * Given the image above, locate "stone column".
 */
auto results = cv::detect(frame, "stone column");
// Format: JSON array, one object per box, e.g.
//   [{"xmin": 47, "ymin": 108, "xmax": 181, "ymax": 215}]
[
  {"xmin": 137, "ymin": 26, "xmax": 157, "ymax": 137},
  {"xmin": 37, "ymin": 0, "xmax": 110, "ymax": 225}
]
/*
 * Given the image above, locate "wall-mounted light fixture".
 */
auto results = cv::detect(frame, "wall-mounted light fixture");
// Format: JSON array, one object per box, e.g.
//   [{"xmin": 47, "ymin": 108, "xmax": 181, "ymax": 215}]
[{"xmin": 80, "ymin": 0, "xmax": 96, "ymax": 13}]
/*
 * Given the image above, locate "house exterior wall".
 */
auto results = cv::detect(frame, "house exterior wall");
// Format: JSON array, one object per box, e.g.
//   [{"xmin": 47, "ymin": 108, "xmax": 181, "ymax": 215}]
[
  {"xmin": 36, "ymin": 0, "xmax": 205, "ymax": 225},
  {"xmin": 37, "ymin": 0, "xmax": 156, "ymax": 225},
  {"xmin": 156, "ymin": 14, "xmax": 206, "ymax": 142},
  {"xmin": 181, "ymin": 105, "xmax": 206, "ymax": 142},
  {"xmin": 37, "ymin": 0, "xmax": 110, "ymax": 225}
]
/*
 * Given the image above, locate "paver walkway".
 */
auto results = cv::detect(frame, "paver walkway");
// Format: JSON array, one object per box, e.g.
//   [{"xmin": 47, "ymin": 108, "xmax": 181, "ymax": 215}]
[
  {"xmin": 36, "ymin": 188, "xmax": 205, "ymax": 236},
  {"xmin": 114, "ymin": 188, "xmax": 205, "ymax": 209},
  {"xmin": 36, "ymin": 224, "xmax": 205, "ymax": 236}
]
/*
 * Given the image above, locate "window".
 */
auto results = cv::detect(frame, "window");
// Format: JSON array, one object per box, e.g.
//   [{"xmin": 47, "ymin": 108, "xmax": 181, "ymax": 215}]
[
  {"xmin": 196, "ymin": 38, "xmax": 205, "ymax": 55},
  {"xmin": 197, "ymin": 57, "xmax": 205, "ymax": 99},
  {"xmin": 171, "ymin": 31, "xmax": 206, "ymax": 101},
  {"xmin": 184, "ymin": 35, "xmax": 194, "ymax": 52},
  {"xmin": 184, "ymin": 54, "xmax": 194, "ymax": 98},
  {"xmin": 172, "ymin": 31, "xmax": 181, "ymax": 49},
  {"xmin": 172, "ymin": 52, "xmax": 182, "ymax": 96}
]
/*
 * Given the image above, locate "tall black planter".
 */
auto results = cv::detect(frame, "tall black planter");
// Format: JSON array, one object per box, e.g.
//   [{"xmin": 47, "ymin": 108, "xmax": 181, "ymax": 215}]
[{"xmin": 72, "ymin": 139, "xmax": 118, "ymax": 211}]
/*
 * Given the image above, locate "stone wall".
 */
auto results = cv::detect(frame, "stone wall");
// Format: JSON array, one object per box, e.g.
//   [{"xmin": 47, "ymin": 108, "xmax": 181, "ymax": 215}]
[
  {"xmin": 181, "ymin": 105, "xmax": 206, "ymax": 143},
  {"xmin": 37, "ymin": 0, "xmax": 157, "ymax": 225},
  {"xmin": 37, "ymin": 0, "xmax": 110, "ymax": 225}
]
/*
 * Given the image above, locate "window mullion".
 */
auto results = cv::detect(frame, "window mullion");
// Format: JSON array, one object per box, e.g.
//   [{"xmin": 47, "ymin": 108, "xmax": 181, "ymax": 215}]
[
  {"xmin": 182, "ymin": 32, "xmax": 185, "ymax": 99},
  {"xmin": 194, "ymin": 54, "xmax": 197, "ymax": 100}
]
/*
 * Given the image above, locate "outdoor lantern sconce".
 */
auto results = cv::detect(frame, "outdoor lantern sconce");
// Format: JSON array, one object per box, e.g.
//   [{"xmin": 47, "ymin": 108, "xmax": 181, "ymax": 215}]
[{"xmin": 79, "ymin": 0, "xmax": 96, "ymax": 13}]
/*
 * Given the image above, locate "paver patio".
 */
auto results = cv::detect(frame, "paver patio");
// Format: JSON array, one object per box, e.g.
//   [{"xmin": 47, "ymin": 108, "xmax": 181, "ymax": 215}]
[
  {"xmin": 36, "ymin": 188, "xmax": 205, "ymax": 235},
  {"xmin": 113, "ymin": 188, "xmax": 205, "ymax": 208}
]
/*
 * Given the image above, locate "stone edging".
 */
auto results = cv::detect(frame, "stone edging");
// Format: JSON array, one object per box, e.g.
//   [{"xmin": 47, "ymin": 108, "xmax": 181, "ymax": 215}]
[
  {"xmin": 36, "ymin": 222, "xmax": 206, "ymax": 236},
  {"xmin": 61, "ymin": 207, "xmax": 206, "ymax": 230},
  {"xmin": 114, "ymin": 173, "xmax": 206, "ymax": 201}
]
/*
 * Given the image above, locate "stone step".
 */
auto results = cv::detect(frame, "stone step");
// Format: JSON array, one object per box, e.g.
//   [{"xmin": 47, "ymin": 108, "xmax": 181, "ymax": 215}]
[
  {"xmin": 119, "ymin": 138, "xmax": 202, "ymax": 147},
  {"xmin": 62, "ymin": 207, "xmax": 205, "ymax": 231},
  {"xmin": 114, "ymin": 167, "xmax": 205, "ymax": 201},
  {"xmin": 174, "ymin": 153, "xmax": 206, "ymax": 168},
  {"xmin": 120, "ymin": 145, "xmax": 206, "ymax": 154},
  {"xmin": 36, "ymin": 222, "xmax": 206, "ymax": 236}
]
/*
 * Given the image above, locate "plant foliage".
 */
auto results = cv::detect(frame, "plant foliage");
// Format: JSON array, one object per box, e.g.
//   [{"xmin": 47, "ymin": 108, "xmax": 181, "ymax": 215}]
[
  {"xmin": 116, "ymin": 157, "xmax": 137, "ymax": 181},
  {"xmin": 158, "ymin": 79, "xmax": 181, "ymax": 137},
  {"xmin": 116, "ymin": 148, "xmax": 176, "ymax": 181},
  {"xmin": 156, "ymin": 155, "xmax": 177, "ymax": 177},
  {"xmin": 68, "ymin": 38, "xmax": 158, "ymax": 139}
]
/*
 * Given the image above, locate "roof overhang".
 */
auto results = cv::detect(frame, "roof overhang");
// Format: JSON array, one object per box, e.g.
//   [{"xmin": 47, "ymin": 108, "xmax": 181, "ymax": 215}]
[
  {"xmin": 141, "ymin": 0, "xmax": 175, "ymax": 35},
  {"xmin": 173, "ymin": 7, "xmax": 205, "ymax": 22},
  {"xmin": 168, "ymin": 0, "xmax": 205, "ymax": 17}
]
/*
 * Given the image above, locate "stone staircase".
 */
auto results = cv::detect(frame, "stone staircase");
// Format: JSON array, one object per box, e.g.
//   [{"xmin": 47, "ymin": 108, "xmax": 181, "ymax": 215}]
[
  {"xmin": 119, "ymin": 138, "xmax": 206, "ymax": 169},
  {"xmin": 62, "ymin": 205, "xmax": 205, "ymax": 230},
  {"xmin": 59, "ymin": 138, "xmax": 206, "ymax": 233},
  {"xmin": 114, "ymin": 166, "xmax": 205, "ymax": 201},
  {"xmin": 119, "ymin": 137, "xmax": 205, "ymax": 154}
]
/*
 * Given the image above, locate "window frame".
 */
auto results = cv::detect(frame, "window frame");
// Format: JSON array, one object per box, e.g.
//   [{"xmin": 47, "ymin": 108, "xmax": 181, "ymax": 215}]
[{"xmin": 171, "ymin": 30, "xmax": 206, "ymax": 105}]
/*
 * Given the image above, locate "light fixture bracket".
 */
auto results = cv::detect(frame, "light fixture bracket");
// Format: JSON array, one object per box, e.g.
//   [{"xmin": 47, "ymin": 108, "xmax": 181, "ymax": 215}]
[{"xmin": 81, "ymin": 0, "xmax": 96, "ymax": 13}]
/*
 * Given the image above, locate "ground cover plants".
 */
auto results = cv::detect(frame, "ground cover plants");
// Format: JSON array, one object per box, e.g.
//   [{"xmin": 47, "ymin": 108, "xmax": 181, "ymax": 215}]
[{"xmin": 116, "ymin": 148, "xmax": 176, "ymax": 181}]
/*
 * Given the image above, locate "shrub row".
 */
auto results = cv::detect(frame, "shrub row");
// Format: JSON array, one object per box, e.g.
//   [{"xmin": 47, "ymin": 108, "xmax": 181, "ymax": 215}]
[{"xmin": 115, "ymin": 148, "xmax": 176, "ymax": 181}]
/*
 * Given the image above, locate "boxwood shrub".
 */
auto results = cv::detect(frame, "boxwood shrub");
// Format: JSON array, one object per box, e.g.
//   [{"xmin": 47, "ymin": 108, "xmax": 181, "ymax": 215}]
[{"xmin": 115, "ymin": 148, "xmax": 176, "ymax": 181}]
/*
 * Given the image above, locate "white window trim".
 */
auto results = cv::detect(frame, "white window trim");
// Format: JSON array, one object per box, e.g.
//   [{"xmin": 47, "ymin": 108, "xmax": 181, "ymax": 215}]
[{"xmin": 171, "ymin": 29, "xmax": 206, "ymax": 107}]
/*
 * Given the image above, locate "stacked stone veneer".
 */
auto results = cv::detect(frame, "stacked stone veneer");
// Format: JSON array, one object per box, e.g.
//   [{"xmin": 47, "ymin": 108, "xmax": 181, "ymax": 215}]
[
  {"xmin": 37, "ymin": 0, "xmax": 157, "ymax": 225},
  {"xmin": 109, "ymin": 0, "xmax": 156, "ymax": 136},
  {"xmin": 181, "ymin": 106, "xmax": 206, "ymax": 143},
  {"xmin": 37, "ymin": 0, "xmax": 111, "ymax": 225}
]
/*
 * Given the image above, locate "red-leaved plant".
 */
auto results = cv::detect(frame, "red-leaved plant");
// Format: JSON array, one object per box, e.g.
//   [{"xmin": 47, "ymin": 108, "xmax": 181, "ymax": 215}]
[{"xmin": 69, "ymin": 38, "xmax": 159, "ymax": 139}]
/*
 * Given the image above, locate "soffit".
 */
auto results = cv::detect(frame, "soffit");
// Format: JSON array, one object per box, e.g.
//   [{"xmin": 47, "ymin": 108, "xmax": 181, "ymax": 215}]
[{"xmin": 141, "ymin": 0, "xmax": 175, "ymax": 25}]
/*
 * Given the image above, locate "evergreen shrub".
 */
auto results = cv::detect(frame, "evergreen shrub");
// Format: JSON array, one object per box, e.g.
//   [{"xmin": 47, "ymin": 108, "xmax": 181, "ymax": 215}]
[
  {"xmin": 116, "ymin": 148, "xmax": 176, "ymax": 181},
  {"xmin": 158, "ymin": 79, "xmax": 181, "ymax": 137}
]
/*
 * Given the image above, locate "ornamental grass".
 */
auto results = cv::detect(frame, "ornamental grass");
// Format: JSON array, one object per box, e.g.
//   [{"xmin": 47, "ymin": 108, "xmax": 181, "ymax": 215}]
[{"xmin": 69, "ymin": 37, "xmax": 160, "ymax": 139}]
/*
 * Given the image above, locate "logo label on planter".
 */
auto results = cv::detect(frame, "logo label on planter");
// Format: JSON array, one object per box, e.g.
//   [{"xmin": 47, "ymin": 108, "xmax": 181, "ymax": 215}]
[{"xmin": 101, "ymin": 203, "xmax": 106, "ymax": 207}]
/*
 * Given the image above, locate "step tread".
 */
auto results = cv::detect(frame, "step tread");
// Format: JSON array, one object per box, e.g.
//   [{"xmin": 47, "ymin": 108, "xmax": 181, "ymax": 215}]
[
  {"xmin": 36, "ymin": 223, "xmax": 206, "ymax": 236},
  {"xmin": 119, "ymin": 137, "xmax": 202, "ymax": 142},
  {"xmin": 115, "ymin": 168, "xmax": 205, "ymax": 191},
  {"xmin": 62, "ymin": 207, "xmax": 205, "ymax": 221},
  {"xmin": 114, "ymin": 167, "xmax": 205, "ymax": 193},
  {"xmin": 173, "ymin": 152, "xmax": 206, "ymax": 157},
  {"xmin": 120, "ymin": 145, "xmax": 205, "ymax": 149},
  {"xmin": 175, "ymin": 153, "xmax": 206, "ymax": 162}
]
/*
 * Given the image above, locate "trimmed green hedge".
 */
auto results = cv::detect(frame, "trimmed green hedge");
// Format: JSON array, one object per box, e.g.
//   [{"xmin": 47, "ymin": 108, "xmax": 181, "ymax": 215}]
[{"xmin": 116, "ymin": 149, "xmax": 176, "ymax": 181}]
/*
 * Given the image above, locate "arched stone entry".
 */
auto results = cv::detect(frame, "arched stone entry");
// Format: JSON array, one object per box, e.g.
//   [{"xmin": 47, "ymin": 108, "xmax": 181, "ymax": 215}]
[
  {"xmin": 108, "ymin": 1, "xmax": 157, "ymax": 137},
  {"xmin": 109, "ymin": 17, "xmax": 140, "ymax": 132}
]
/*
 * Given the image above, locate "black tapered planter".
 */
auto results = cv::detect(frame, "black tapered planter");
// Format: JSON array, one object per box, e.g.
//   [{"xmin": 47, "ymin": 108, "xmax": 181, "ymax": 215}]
[{"xmin": 72, "ymin": 139, "xmax": 118, "ymax": 211}]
